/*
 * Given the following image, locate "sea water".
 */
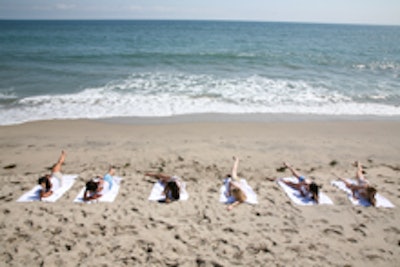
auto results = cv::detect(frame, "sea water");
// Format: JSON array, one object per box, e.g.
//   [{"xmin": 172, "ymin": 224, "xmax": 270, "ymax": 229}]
[{"xmin": 0, "ymin": 20, "xmax": 399, "ymax": 125}]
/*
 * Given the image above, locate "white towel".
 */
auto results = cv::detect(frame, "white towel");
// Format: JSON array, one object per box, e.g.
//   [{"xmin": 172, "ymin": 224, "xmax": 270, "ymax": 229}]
[
  {"xmin": 219, "ymin": 178, "xmax": 258, "ymax": 205},
  {"xmin": 17, "ymin": 174, "xmax": 78, "ymax": 202},
  {"xmin": 278, "ymin": 177, "xmax": 333, "ymax": 206},
  {"xmin": 74, "ymin": 176, "xmax": 122, "ymax": 203},
  {"xmin": 148, "ymin": 179, "xmax": 189, "ymax": 202},
  {"xmin": 331, "ymin": 179, "xmax": 394, "ymax": 208}
]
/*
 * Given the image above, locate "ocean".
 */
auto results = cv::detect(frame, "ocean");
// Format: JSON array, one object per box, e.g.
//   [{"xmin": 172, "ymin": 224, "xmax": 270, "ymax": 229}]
[{"xmin": 0, "ymin": 20, "xmax": 399, "ymax": 125}]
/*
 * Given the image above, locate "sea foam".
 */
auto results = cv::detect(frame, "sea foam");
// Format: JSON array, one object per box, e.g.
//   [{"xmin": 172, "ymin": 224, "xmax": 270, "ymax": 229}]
[{"xmin": 1, "ymin": 73, "xmax": 399, "ymax": 125}]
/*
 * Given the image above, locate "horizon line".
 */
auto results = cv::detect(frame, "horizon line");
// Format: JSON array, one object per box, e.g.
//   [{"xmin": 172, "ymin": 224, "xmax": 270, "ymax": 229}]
[{"xmin": 0, "ymin": 18, "xmax": 399, "ymax": 27}]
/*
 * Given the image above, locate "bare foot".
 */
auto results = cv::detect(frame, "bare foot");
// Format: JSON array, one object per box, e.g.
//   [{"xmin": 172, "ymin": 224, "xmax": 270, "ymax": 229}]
[
  {"xmin": 283, "ymin": 162, "xmax": 290, "ymax": 168},
  {"xmin": 352, "ymin": 161, "xmax": 360, "ymax": 167}
]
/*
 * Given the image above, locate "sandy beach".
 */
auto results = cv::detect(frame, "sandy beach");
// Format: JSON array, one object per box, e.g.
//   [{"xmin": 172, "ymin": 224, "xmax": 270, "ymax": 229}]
[{"xmin": 0, "ymin": 116, "xmax": 399, "ymax": 266}]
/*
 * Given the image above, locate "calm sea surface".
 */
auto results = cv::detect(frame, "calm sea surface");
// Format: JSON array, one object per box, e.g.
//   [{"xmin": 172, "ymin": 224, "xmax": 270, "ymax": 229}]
[{"xmin": 0, "ymin": 20, "xmax": 399, "ymax": 125}]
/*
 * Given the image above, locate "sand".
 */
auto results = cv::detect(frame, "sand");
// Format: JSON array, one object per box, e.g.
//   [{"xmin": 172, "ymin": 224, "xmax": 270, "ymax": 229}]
[{"xmin": 0, "ymin": 117, "xmax": 399, "ymax": 266}]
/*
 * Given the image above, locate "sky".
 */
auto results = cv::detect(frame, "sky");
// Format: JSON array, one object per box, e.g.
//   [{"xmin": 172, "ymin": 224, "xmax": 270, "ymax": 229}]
[{"xmin": 0, "ymin": 0, "xmax": 399, "ymax": 26}]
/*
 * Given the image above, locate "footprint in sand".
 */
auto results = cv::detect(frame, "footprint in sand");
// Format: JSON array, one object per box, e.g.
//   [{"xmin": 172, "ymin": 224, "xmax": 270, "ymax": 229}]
[
  {"xmin": 347, "ymin": 237, "xmax": 358, "ymax": 243},
  {"xmin": 353, "ymin": 223, "xmax": 367, "ymax": 237},
  {"xmin": 312, "ymin": 218, "xmax": 329, "ymax": 224},
  {"xmin": 246, "ymin": 243, "xmax": 273, "ymax": 255},
  {"xmin": 383, "ymin": 227, "xmax": 400, "ymax": 246},
  {"xmin": 280, "ymin": 228, "xmax": 299, "ymax": 235},
  {"xmin": 323, "ymin": 225, "xmax": 344, "ymax": 236},
  {"xmin": 113, "ymin": 225, "xmax": 138, "ymax": 236}
]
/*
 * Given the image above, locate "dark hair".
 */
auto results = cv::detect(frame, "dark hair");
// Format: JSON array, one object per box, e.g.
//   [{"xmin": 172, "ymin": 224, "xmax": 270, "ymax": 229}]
[
  {"xmin": 309, "ymin": 182, "xmax": 319, "ymax": 203},
  {"xmin": 38, "ymin": 176, "xmax": 51, "ymax": 191},
  {"xmin": 86, "ymin": 180, "xmax": 98, "ymax": 192},
  {"xmin": 366, "ymin": 187, "xmax": 377, "ymax": 206},
  {"xmin": 166, "ymin": 181, "xmax": 180, "ymax": 200}
]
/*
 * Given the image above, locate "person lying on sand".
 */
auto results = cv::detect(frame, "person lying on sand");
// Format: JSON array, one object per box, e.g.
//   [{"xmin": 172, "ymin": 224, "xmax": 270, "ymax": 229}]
[
  {"xmin": 337, "ymin": 161, "xmax": 377, "ymax": 206},
  {"xmin": 145, "ymin": 172, "xmax": 181, "ymax": 203},
  {"xmin": 83, "ymin": 166, "xmax": 117, "ymax": 202},
  {"xmin": 280, "ymin": 162, "xmax": 319, "ymax": 204},
  {"xmin": 225, "ymin": 156, "xmax": 247, "ymax": 211},
  {"xmin": 37, "ymin": 150, "xmax": 66, "ymax": 200}
]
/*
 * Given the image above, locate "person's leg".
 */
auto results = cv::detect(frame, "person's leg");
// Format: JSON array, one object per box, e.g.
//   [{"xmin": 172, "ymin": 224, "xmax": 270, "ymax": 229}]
[
  {"xmin": 108, "ymin": 167, "xmax": 115, "ymax": 176},
  {"xmin": 52, "ymin": 150, "xmax": 66, "ymax": 173},
  {"xmin": 339, "ymin": 177, "xmax": 358, "ymax": 199},
  {"xmin": 355, "ymin": 161, "xmax": 368, "ymax": 184},
  {"xmin": 145, "ymin": 172, "xmax": 171, "ymax": 184},
  {"xmin": 231, "ymin": 156, "xmax": 239, "ymax": 181},
  {"xmin": 158, "ymin": 174, "xmax": 172, "ymax": 184},
  {"xmin": 283, "ymin": 162, "xmax": 303, "ymax": 179},
  {"xmin": 281, "ymin": 180, "xmax": 301, "ymax": 191},
  {"xmin": 339, "ymin": 177, "xmax": 353, "ymax": 189},
  {"xmin": 51, "ymin": 151, "xmax": 65, "ymax": 186}
]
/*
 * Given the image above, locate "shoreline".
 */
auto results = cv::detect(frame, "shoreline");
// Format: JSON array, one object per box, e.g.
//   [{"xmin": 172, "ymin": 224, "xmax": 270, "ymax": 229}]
[
  {"xmin": 3, "ymin": 112, "xmax": 400, "ymax": 127},
  {"xmin": 97, "ymin": 113, "xmax": 400, "ymax": 125}
]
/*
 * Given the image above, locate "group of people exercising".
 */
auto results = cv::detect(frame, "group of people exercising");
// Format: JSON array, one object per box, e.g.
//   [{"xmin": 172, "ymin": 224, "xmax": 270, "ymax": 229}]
[{"xmin": 37, "ymin": 151, "xmax": 377, "ymax": 207}]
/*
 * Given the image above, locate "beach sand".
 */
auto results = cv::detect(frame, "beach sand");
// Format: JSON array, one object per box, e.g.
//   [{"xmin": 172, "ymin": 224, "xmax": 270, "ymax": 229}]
[{"xmin": 0, "ymin": 117, "xmax": 399, "ymax": 266}]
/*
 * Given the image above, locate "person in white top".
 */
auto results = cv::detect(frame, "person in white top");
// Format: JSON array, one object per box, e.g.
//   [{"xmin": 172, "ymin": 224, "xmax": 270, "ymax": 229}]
[
  {"xmin": 225, "ymin": 156, "xmax": 247, "ymax": 211},
  {"xmin": 337, "ymin": 161, "xmax": 377, "ymax": 206},
  {"xmin": 37, "ymin": 150, "xmax": 66, "ymax": 200}
]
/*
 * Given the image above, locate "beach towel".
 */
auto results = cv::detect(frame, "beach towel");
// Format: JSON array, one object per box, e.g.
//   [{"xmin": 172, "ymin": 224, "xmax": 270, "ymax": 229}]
[
  {"xmin": 74, "ymin": 176, "xmax": 122, "ymax": 203},
  {"xmin": 148, "ymin": 178, "xmax": 189, "ymax": 202},
  {"xmin": 277, "ymin": 177, "xmax": 333, "ymax": 205},
  {"xmin": 219, "ymin": 178, "xmax": 258, "ymax": 205},
  {"xmin": 17, "ymin": 174, "xmax": 78, "ymax": 202},
  {"xmin": 331, "ymin": 179, "xmax": 395, "ymax": 208}
]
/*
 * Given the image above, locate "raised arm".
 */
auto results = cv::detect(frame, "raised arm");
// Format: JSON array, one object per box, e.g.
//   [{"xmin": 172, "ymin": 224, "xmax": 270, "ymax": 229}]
[{"xmin": 354, "ymin": 161, "xmax": 369, "ymax": 185}]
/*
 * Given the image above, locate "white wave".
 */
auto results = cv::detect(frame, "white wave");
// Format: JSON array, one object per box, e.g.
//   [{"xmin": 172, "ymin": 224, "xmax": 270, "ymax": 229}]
[
  {"xmin": 353, "ymin": 61, "xmax": 400, "ymax": 72},
  {"xmin": 1, "ymin": 73, "xmax": 400, "ymax": 125},
  {"xmin": 0, "ymin": 88, "xmax": 17, "ymax": 100}
]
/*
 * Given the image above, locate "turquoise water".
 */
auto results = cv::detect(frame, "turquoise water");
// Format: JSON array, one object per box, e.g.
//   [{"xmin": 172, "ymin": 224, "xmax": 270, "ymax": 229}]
[{"xmin": 0, "ymin": 20, "xmax": 399, "ymax": 124}]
